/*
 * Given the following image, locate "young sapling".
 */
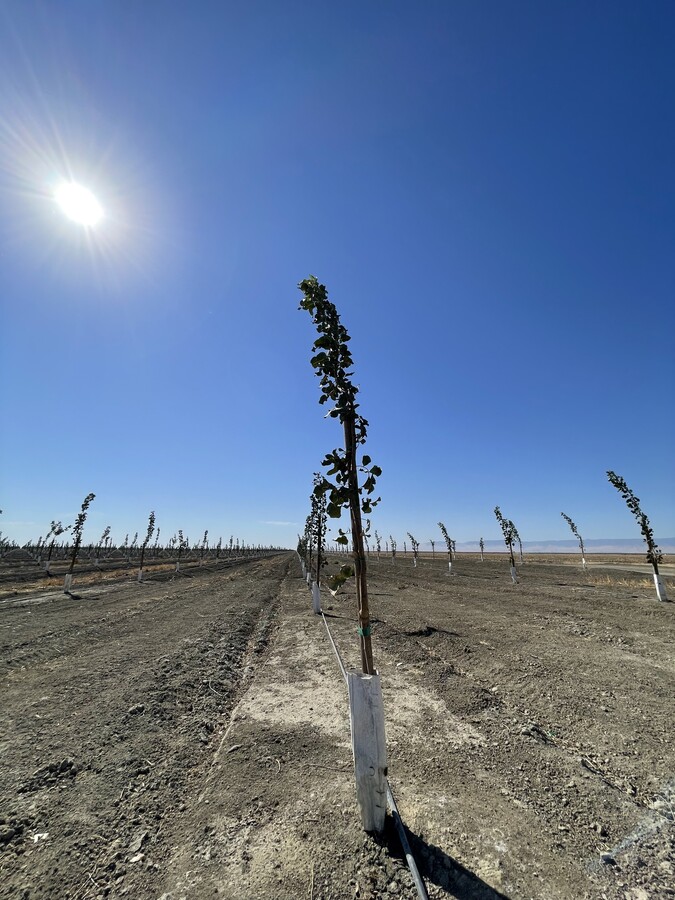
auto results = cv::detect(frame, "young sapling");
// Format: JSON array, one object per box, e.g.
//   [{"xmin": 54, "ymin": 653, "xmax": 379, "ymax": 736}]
[
  {"xmin": 299, "ymin": 275, "xmax": 382, "ymax": 673},
  {"xmin": 95, "ymin": 526, "xmax": 111, "ymax": 567},
  {"xmin": 512, "ymin": 524, "xmax": 524, "ymax": 564},
  {"xmin": 438, "ymin": 522, "xmax": 454, "ymax": 574},
  {"xmin": 406, "ymin": 533, "xmax": 419, "ymax": 567},
  {"xmin": 65, "ymin": 493, "xmax": 95, "ymax": 592},
  {"xmin": 44, "ymin": 521, "xmax": 70, "ymax": 574},
  {"xmin": 308, "ymin": 473, "xmax": 327, "ymax": 610},
  {"xmin": 175, "ymin": 529, "xmax": 188, "ymax": 572},
  {"xmin": 299, "ymin": 274, "xmax": 385, "ymax": 832},
  {"xmin": 479, "ymin": 537, "xmax": 485, "ymax": 562},
  {"xmin": 363, "ymin": 519, "xmax": 371, "ymax": 557},
  {"xmin": 607, "ymin": 471, "xmax": 669, "ymax": 602},
  {"xmin": 390, "ymin": 536, "xmax": 396, "ymax": 564},
  {"xmin": 128, "ymin": 532, "xmax": 138, "ymax": 564},
  {"xmin": 138, "ymin": 511, "xmax": 156, "ymax": 582},
  {"xmin": 561, "ymin": 513, "xmax": 587, "ymax": 569},
  {"xmin": 494, "ymin": 506, "xmax": 518, "ymax": 583}
]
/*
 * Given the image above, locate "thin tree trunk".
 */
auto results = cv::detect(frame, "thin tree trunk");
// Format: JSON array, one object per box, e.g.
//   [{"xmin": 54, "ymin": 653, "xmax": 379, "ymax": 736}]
[{"xmin": 344, "ymin": 413, "xmax": 374, "ymax": 675}]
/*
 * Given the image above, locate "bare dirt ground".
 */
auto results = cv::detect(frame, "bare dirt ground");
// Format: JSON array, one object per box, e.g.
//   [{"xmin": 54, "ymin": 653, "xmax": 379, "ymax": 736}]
[{"xmin": 1, "ymin": 552, "xmax": 673, "ymax": 900}]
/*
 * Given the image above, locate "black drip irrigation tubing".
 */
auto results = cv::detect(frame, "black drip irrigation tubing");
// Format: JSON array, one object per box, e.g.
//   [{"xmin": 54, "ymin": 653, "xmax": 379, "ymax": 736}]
[{"xmin": 319, "ymin": 607, "xmax": 430, "ymax": 900}]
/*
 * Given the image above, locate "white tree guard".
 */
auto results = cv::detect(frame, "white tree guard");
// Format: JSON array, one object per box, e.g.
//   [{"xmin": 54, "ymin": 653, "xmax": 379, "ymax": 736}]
[
  {"xmin": 64, "ymin": 573, "xmax": 73, "ymax": 592},
  {"xmin": 510, "ymin": 566, "xmax": 518, "ymax": 584},
  {"xmin": 311, "ymin": 581, "xmax": 321, "ymax": 614},
  {"xmin": 306, "ymin": 572, "xmax": 312, "ymax": 588},
  {"xmin": 654, "ymin": 574, "xmax": 669, "ymax": 602},
  {"xmin": 137, "ymin": 568, "xmax": 144, "ymax": 583},
  {"xmin": 582, "ymin": 557, "xmax": 587, "ymax": 569},
  {"xmin": 448, "ymin": 560, "xmax": 452, "ymax": 575},
  {"xmin": 347, "ymin": 670, "xmax": 387, "ymax": 833}
]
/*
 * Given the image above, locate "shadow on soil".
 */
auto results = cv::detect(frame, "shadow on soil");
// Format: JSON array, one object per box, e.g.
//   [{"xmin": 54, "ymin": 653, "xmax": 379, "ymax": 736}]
[{"xmin": 379, "ymin": 819, "xmax": 510, "ymax": 900}]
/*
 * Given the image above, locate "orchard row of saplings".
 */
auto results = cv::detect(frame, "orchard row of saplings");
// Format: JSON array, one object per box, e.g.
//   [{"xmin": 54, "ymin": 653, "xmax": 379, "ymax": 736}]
[
  {"xmin": 300, "ymin": 476, "xmax": 669, "ymax": 604},
  {"xmin": 304, "ymin": 471, "xmax": 669, "ymax": 603},
  {"xmin": 0, "ymin": 494, "xmax": 282, "ymax": 593}
]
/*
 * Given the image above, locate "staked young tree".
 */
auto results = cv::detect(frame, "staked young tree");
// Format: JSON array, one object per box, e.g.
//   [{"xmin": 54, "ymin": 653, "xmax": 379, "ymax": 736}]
[
  {"xmin": 299, "ymin": 276, "xmax": 382, "ymax": 675},
  {"xmin": 374, "ymin": 530, "xmax": 382, "ymax": 561},
  {"xmin": 65, "ymin": 493, "xmax": 95, "ymax": 592},
  {"xmin": 406, "ymin": 533, "xmax": 419, "ymax": 567},
  {"xmin": 512, "ymin": 523, "xmax": 524, "ymax": 564},
  {"xmin": 494, "ymin": 506, "xmax": 518, "ymax": 583},
  {"xmin": 438, "ymin": 521, "xmax": 454, "ymax": 574},
  {"xmin": 138, "ymin": 511, "xmax": 156, "ymax": 581},
  {"xmin": 479, "ymin": 537, "xmax": 485, "ymax": 562},
  {"xmin": 310, "ymin": 472, "xmax": 328, "ymax": 585},
  {"xmin": 389, "ymin": 536, "xmax": 397, "ymax": 563},
  {"xmin": 44, "ymin": 520, "xmax": 70, "ymax": 574},
  {"xmin": 607, "ymin": 471, "xmax": 669, "ymax": 602},
  {"xmin": 561, "ymin": 512, "xmax": 587, "ymax": 569},
  {"xmin": 95, "ymin": 526, "xmax": 111, "ymax": 566},
  {"xmin": 175, "ymin": 529, "xmax": 188, "ymax": 572}
]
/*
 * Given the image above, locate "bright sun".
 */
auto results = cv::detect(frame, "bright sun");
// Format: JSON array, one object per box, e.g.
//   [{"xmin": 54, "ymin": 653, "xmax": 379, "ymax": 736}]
[{"xmin": 55, "ymin": 182, "xmax": 104, "ymax": 226}]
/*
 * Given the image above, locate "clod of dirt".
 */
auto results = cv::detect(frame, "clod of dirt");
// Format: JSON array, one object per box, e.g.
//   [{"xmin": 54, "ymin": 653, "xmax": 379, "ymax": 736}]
[
  {"xmin": 128, "ymin": 830, "xmax": 148, "ymax": 853},
  {"xmin": 520, "ymin": 723, "xmax": 552, "ymax": 743},
  {"xmin": 18, "ymin": 758, "xmax": 77, "ymax": 793}
]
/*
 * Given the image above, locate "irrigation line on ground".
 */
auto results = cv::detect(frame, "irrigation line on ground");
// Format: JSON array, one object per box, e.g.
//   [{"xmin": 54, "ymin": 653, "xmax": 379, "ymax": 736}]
[
  {"xmin": 319, "ymin": 609, "xmax": 429, "ymax": 900},
  {"xmin": 386, "ymin": 782, "xmax": 430, "ymax": 900},
  {"xmin": 320, "ymin": 611, "xmax": 348, "ymax": 684}
]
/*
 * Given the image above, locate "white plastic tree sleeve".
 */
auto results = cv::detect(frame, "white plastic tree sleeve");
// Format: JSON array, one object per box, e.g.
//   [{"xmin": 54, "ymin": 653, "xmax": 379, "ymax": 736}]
[{"xmin": 347, "ymin": 670, "xmax": 387, "ymax": 833}]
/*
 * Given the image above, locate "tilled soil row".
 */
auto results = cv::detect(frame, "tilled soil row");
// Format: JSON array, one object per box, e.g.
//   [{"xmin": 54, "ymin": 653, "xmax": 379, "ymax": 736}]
[
  {"xmin": 0, "ymin": 555, "xmax": 289, "ymax": 900},
  {"xmin": 0, "ymin": 553, "xmax": 285, "ymax": 600}
]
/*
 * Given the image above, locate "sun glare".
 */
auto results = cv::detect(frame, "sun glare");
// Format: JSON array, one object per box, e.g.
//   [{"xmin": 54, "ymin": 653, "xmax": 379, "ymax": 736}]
[{"xmin": 55, "ymin": 182, "xmax": 103, "ymax": 226}]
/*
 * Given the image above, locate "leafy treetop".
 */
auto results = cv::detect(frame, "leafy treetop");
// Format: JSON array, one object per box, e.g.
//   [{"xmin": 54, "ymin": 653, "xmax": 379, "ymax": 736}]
[
  {"xmin": 606, "ymin": 471, "xmax": 663, "ymax": 568},
  {"xmin": 298, "ymin": 276, "xmax": 381, "ymax": 531}
]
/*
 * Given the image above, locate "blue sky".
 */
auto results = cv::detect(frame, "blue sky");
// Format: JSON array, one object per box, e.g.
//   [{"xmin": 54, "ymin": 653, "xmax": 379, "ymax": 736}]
[{"xmin": 1, "ymin": 0, "xmax": 673, "ymax": 550}]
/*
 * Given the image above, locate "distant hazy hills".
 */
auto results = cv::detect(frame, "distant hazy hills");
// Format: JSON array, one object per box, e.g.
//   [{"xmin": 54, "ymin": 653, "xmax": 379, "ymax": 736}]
[{"xmin": 423, "ymin": 538, "xmax": 675, "ymax": 554}]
